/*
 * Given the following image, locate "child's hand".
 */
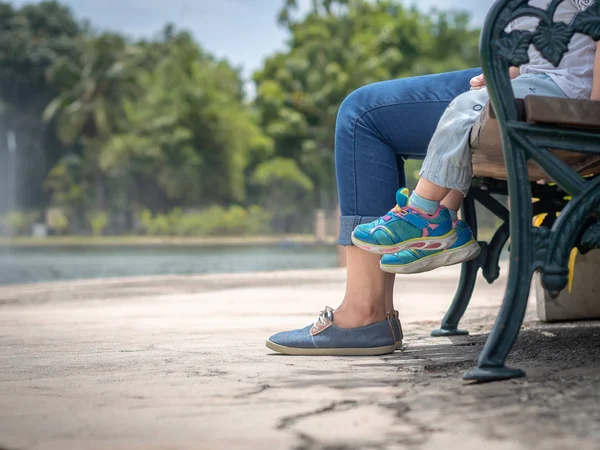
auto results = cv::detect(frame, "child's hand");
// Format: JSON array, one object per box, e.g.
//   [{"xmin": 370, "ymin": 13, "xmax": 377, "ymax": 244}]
[
  {"xmin": 470, "ymin": 74, "xmax": 485, "ymax": 90},
  {"xmin": 470, "ymin": 67, "xmax": 521, "ymax": 90}
]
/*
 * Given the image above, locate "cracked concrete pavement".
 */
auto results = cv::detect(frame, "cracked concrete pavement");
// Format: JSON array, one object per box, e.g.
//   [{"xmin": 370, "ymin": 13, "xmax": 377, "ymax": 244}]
[{"xmin": 1, "ymin": 265, "xmax": 600, "ymax": 449}]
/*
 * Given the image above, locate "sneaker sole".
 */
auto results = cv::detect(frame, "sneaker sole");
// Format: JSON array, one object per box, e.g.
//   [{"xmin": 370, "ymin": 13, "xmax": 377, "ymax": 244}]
[
  {"xmin": 351, "ymin": 230, "xmax": 458, "ymax": 255},
  {"xmin": 380, "ymin": 240, "xmax": 481, "ymax": 275},
  {"xmin": 266, "ymin": 340, "xmax": 396, "ymax": 356}
]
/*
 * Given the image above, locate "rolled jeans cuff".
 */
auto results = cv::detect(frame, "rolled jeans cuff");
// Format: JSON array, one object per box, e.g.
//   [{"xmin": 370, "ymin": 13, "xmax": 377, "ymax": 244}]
[{"xmin": 338, "ymin": 215, "xmax": 379, "ymax": 246}]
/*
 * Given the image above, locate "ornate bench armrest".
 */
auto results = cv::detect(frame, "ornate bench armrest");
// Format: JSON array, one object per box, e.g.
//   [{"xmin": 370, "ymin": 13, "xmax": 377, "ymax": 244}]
[{"xmin": 481, "ymin": 0, "xmax": 600, "ymax": 126}]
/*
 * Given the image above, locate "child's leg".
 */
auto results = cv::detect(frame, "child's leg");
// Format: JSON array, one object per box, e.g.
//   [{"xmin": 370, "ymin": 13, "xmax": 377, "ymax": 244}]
[
  {"xmin": 409, "ymin": 73, "xmax": 568, "ymax": 220},
  {"xmin": 441, "ymin": 189, "xmax": 464, "ymax": 213},
  {"xmin": 441, "ymin": 189, "xmax": 464, "ymax": 222},
  {"xmin": 412, "ymin": 86, "xmax": 491, "ymax": 208},
  {"xmin": 379, "ymin": 74, "xmax": 569, "ymax": 272},
  {"xmin": 351, "ymin": 87, "xmax": 489, "ymax": 254},
  {"xmin": 414, "ymin": 73, "xmax": 568, "ymax": 210}
]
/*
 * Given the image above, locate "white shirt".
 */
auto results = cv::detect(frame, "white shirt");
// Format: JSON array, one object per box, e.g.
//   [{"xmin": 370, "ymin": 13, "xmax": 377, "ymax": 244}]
[{"xmin": 511, "ymin": 0, "xmax": 596, "ymax": 99}]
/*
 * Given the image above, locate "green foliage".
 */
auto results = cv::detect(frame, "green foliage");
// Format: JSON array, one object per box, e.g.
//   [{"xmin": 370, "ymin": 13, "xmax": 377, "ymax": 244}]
[
  {"xmin": 42, "ymin": 32, "xmax": 142, "ymax": 212},
  {"xmin": 44, "ymin": 156, "xmax": 86, "ymax": 210},
  {"xmin": 404, "ymin": 160, "xmax": 423, "ymax": 191},
  {"xmin": 101, "ymin": 31, "xmax": 271, "ymax": 206},
  {"xmin": 47, "ymin": 208, "xmax": 69, "ymax": 234},
  {"xmin": 1, "ymin": 211, "xmax": 40, "ymax": 236},
  {"xmin": 252, "ymin": 158, "xmax": 314, "ymax": 192},
  {"xmin": 0, "ymin": 1, "xmax": 82, "ymax": 211},
  {"xmin": 44, "ymin": 33, "xmax": 139, "ymax": 144},
  {"xmin": 1, "ymin": 0, "xmax": 483, "ymax": 236},
  {"xmin": 254, "ymin": 0, "xmax": 480, "ymax": 210},
  {"xmin": 137, "ymin": 208, "xmax": 182, "ymax": 236},
  {"xmin": 87, "ymin": 211, "xmax": 109, "ymax": 236},
  {"xmin": 0, "ymin": 1, "xmax": 80, "ymax": 109},
  {"xmin": 137, "ymin": 206, "xmax": 272, "ymax": 236},
  {"xmin": 252, "ymin": 158, "xmax": 315, "ymax": 232}
]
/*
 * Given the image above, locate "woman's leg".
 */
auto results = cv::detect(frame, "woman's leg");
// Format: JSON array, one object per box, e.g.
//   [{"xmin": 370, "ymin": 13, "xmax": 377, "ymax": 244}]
[
  {"xmin": 266, "ymin": 69, "xmax": 481, "ymax": 356},
  {"xmin": 335, "ymin": 68, "xmax": 481, "ymax": 327}
]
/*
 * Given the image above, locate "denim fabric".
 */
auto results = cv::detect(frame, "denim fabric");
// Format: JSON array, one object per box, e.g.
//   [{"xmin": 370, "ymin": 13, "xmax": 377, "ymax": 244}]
[
  {"xmin": 335, "ymin": 68, "xmax": 482, "ymax": 245},
  {"xmin": 391, "ymin": 314, "xmax": 403, "ymax": 343},
  {"xmin": 268, "ymin": 320, "xmax": 395, "ymax": 349},
  {"xmin": 419, "ymin": 73, "xmax": 569, "ymax": 196}
]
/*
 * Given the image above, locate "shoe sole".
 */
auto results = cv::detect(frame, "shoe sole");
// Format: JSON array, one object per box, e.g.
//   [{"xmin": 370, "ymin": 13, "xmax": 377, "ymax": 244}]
[
  {"xmin": 351, "ymin": 230, "xmax": 458, "ymax": 255},
  {"xmin": 266, "ymin": 340, "xmax": 396, "ymax": 356},
  {"xmin": 380, "ymin": 240, "xmax": 481, "ymax": 275}
]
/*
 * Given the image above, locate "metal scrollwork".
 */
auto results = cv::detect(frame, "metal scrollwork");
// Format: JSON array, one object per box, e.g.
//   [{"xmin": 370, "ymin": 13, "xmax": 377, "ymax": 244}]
[
  {"xmin": 572, "ymin": 2, "xmax": 600, "ymax": 40},
  {"xmin": 491, "ymin": 0, "xmax": 600, "ymax": 68},
  {"xmin": 464, "ymin": 0, "xmax": 600, "ymax": 382},
  {"xmin": 532, "ymin": 20, "xmax": 574, "ymax": 66},
  {"xmin": 542, "ymin": 177, "xmax": 600, "ymax": 294},
  {"xmin": 493, "ymin": 30, "xmax": 534, "ymax": 67},
  {"xmin": 482, "ymin": 221, "xmax": 510, "ymax": 284},
  {"xmin": 532, "ymin": 226, "xmax": 551, "ymax": 271},
  {"xmin": 578, "ymin": 223, "xmax": 600, "ymax": 254}
]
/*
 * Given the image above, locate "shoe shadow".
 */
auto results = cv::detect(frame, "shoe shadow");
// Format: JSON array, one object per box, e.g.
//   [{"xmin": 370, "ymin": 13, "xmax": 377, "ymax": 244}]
[{"xmin": 273, "ymin": 322, "xmax": 600, "ymax": 390}]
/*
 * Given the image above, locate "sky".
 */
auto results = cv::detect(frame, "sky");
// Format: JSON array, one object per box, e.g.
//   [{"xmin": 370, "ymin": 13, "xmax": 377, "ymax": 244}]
[{"xmin": 13, "ymin": 0, "xmax": 493, "ymax": 91}]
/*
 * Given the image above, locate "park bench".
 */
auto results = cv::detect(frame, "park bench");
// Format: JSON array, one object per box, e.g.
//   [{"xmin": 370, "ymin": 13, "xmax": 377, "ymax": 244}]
[{"xmin": 430, "ymin": 0, "xmax": 600, "ymax": 381}]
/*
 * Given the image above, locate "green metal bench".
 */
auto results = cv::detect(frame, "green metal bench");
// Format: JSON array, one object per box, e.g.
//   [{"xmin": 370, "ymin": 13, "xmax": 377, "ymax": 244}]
[{"xmin": 430, "ymin": 0, "xmax": 600, "ymax": 382}]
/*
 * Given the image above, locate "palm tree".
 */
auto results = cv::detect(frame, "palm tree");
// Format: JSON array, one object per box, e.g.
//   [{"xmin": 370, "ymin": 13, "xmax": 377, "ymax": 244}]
[{"xmin": 43, "ymin": 33, "xmax": 140, "ymax": 211}]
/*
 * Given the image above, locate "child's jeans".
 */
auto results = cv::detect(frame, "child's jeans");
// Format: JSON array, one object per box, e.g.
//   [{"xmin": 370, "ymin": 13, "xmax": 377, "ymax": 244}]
[{"xmin": 419, "ymin": 73, "xmax": 568, "ymax": 197}]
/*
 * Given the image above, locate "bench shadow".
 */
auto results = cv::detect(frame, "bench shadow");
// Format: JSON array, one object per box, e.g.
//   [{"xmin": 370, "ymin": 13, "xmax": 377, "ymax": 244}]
[{"xmin": 275, "ymin": 322, "xmax": 600, "ymax": 390}]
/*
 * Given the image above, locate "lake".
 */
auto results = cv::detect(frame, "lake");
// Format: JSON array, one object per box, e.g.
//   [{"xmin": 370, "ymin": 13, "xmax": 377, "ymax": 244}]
[{"xmin": 0, "ymin": 243, "xmax": 339, "ymax": 285}]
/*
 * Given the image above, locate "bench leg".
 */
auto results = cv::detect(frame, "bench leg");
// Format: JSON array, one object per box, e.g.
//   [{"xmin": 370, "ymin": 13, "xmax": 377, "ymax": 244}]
[
  {"xmin": 470, "ymin": 188, "xmax": 510, "ymax": 284},
  {"xmin": 463, "ymin": 261, "xmax": 530, "ymax": 381},
  {"xmin": 481, "ymin": 221, "xmax": 509, "ymax": 284},
  {"xmin": 431, "ymin": 260, "xmax": 479, "ymax": 337},
  {"xmin": 432, "ymin": 193, "xmax": 479, "ymax": 337},
  {"xmin": 464, "ymin": 154, "xmax": 533, "ymax": 382}
]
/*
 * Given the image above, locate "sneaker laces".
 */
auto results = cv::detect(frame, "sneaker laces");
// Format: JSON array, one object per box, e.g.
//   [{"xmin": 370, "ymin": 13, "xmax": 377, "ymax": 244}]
[
  {"xmin": 312, "ymin": 306, "xmax": 334, "ymax": 329},
  {"xmin": 390, "ymin": 204, "xmax": 409, "ymax": 217}
]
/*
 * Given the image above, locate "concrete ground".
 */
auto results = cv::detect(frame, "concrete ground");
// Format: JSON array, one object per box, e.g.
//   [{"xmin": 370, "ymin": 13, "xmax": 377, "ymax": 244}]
[{"xmin": 1, "ymin": 266, "xmax": 600, "ymax": 450}]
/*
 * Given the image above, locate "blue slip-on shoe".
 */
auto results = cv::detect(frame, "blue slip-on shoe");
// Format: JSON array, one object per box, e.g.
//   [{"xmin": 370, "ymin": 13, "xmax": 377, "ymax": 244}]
[
  {"xmin": 266, "ymin": 307, "xmax": 396, "ymax": 356},
  {"xmin": 380, "ymin": 220, "xmax": 481, "ymax": 275},
  {"xmin": 391, "ymin": 310, "xmax": 403, "ymax": 350},
  {"xmin": 351, "ymin": 188, "xmax": 457, "ymax": 255}
]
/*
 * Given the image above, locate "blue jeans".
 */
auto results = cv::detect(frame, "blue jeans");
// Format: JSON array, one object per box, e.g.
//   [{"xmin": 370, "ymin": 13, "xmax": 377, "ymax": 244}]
[{"xmin": 335, "ymin": 68, "xmax": 482, "ymax": 245}]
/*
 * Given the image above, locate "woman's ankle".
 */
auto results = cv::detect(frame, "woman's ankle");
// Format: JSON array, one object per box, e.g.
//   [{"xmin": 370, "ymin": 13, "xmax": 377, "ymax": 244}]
[{"xmin": 333, "ymin": 301, "xmax": 386, "ymax": 328}]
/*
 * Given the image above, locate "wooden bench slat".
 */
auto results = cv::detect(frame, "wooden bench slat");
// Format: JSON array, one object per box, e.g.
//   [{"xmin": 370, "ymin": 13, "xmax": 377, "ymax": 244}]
[
  {"xmin": 524, "ymin": 96, "xmax": 600, "ymax": 129},
  {"xmin": 470, "ymin": 101, "xmax": 600, "ymax": 181}
]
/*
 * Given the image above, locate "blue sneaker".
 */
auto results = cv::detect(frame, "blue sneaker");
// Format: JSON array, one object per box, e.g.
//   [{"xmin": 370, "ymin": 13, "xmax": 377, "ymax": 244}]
[
  {"xmin": 351, "ymin": 188, "xmax": 457, "ymax": 255},
  {"xmin": 266, "ymin": 307, "xmax": 396, "ymax": 356},
  {"xmin": 380, "ymin": 220, "xmax": 481, "ymax": 274}
]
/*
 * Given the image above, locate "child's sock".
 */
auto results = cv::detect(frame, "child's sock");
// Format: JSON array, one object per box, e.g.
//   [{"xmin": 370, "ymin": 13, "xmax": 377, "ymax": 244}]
[
  {"xmin": 408, "ymin": 192, "xmax": 440, "ymax": 215},
  {"xmin": 447, "ymin": 209, "xmax": 458, "ymax": 222}
]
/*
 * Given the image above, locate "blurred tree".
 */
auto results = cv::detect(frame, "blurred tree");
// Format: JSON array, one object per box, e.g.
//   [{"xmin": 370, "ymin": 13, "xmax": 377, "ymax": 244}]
[
  {"xmin": 0, "ymin": 1, "xmax": 81, "ymax": 211},
  {"xmin": 255, "ymin": 0, "xmax": 480, "ymax": 212},
  {"xmin": 252, "ymin": 157, "xmax": 314, "ymax": 232},
  {"xmin": 0, "ymin": 0, "xmax": 483, "ymax": 236},
  {"xmin": 0, "ymin": 1, "xmax": 80, "ymax": 113},
  {"xmin": 101, "ymin": 30, "xmax": 272, "ymax": 212},
  {"xmin": 44, "ymin": 33, "xmax": 140, "ymax": 212}
]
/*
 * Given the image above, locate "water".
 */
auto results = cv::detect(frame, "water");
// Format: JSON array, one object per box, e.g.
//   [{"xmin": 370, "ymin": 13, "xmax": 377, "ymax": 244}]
[{"xmin": 0, "ymin": 243, "xmax": 338, "ymax": 285}]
